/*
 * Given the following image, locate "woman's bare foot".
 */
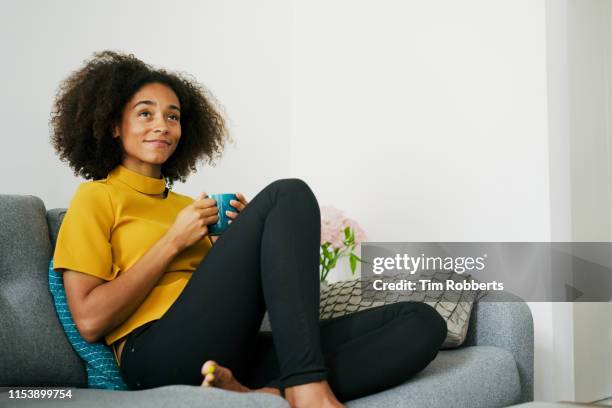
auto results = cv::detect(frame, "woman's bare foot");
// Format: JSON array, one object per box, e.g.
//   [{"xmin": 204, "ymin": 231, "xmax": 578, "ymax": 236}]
[
  {"xmin": 200, "ymin": 360, "xmax": 282, "ymax": 397},
  {"xmin": 284, "ymin": 380, "xmax": 345, "ymax": 408},
  {"xmin": 201, "ymin": 360, "xmax": 249, "ymax": 392}
]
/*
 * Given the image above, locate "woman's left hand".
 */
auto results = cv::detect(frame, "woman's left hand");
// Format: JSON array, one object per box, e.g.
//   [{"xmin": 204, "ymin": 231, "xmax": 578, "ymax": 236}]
[{"xmin": 227, "ymin": 192, "xmax": 249, "ymax": 223}]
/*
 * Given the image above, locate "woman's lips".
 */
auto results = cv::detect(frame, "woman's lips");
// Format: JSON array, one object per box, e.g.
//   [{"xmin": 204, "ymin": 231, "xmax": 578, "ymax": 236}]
[{"xmin": 145, "ymin": 141, "xmax": 169, "ymax": 148}]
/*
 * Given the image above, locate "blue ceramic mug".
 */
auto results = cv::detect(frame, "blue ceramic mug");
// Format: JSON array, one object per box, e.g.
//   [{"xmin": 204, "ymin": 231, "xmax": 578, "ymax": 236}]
[{"xmin": 207, "ymin": 193, "xmax": 238, "ymax": 236}]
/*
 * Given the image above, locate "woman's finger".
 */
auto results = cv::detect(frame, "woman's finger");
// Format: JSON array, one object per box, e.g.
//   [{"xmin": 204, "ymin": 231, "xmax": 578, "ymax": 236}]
[
  {"xmin": 203, "ymin": 206, "xmax": 219, "ymax": 217},
  {"xmin": 230, "ymin": 199, "xmax": 246, "ymax": 212},
  {"xmin": 226, "ymin": 210, "xmax": 238, "ymax": 219},
  {"xmin": 236, "ymin": 192, "xmax": 249, "ymax": 206}
]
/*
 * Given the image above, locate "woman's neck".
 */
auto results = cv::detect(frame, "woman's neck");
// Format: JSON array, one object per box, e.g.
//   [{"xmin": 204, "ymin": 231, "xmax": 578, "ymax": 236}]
[{"xmin": 121, "ymin": 160, "xmax": 162, "ymax": 179}]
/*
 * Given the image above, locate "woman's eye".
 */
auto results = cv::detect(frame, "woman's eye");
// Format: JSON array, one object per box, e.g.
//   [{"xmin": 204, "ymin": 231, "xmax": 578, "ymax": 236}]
[
  {"xmin": 169, "ymin": 114, "xmax": 179, "ymax": 121},
  {"xmin": 139, "ymin": 111, "xmax": 150, "ymax": 118}
]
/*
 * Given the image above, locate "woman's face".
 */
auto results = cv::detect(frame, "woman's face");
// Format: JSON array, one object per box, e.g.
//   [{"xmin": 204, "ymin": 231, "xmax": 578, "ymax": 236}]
[{"xmin": 113, "ymin": 82, "xmax": 181, "ymax": 178}]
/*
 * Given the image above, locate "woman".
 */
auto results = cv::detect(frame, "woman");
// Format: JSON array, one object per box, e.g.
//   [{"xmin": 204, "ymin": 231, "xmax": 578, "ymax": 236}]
[{"xmin": 50, "ymin": 51, "xmax": 447, "ymax": 408}]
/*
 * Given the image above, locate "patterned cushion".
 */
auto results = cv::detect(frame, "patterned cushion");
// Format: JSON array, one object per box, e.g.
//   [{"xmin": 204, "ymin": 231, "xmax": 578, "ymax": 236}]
[
  {"xmin": 48, "ymin": 259, "xmax": 128, "ymax": 390},
  {"xmin": 319, "ymin": 271, "xmax": 487, "ymax": 348}
]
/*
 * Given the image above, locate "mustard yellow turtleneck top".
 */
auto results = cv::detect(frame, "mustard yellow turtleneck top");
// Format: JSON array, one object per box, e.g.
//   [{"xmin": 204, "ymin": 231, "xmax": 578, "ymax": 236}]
[{"xmin": 53, "ymin": 164, "xmax": 212, "ymax": 366}]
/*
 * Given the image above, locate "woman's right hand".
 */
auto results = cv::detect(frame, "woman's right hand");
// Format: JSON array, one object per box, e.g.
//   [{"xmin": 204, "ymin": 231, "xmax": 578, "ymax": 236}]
[{"xmin": 166, "ymin": 192, "xmax": 219, "ymax": 252}]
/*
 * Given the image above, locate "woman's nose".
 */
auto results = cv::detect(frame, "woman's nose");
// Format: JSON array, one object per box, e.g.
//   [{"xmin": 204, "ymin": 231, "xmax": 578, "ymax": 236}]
[
  {"xmin": 154, "ymin": 127, "xmax": 169, "ymax": 134},
  {"xmin": 154, "ymin": 114, "xmax": 169, "ymax": 133}
]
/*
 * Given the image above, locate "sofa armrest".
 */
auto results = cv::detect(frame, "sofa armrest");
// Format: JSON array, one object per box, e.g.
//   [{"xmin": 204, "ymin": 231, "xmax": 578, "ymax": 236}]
[{"xmin": 463, "ymin": 290, "xmax": 534, "ymax": 404}]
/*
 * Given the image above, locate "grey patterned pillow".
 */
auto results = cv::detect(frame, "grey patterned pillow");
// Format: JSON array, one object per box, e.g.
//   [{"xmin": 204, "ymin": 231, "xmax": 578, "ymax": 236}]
[{"xmin": 319, "ymin": 271, "xmax": 487, "ymax": 349}]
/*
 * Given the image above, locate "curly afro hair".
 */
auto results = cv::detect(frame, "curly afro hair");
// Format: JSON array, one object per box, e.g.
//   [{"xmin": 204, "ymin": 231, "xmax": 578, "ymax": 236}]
[{"xmin": 50, "ymin": 50, "xmax": 229, "ymax": 189}]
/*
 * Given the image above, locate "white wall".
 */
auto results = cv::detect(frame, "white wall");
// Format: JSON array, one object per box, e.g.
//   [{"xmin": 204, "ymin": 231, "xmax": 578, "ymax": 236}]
[
  {"xmin": 546, "ymin": 0, "xmax": 576, "ymax": 401},
  {"xmin": 546, "ymin": 0, "xmax": 612, "ymax": 402},
  {"xmin": 0, "ymin": 0, "xmax": 292, "ymax": 209},
  {"xmin": 290, "ymin": 0, "xmax": 551, "ymax": 243},
  {"xmin": 1, "ymin": 0, "xmax": 608, "ymax": 403},
  {"xmin": 565, "ymin": 0, "xmax": 612, "ymax": 402},
  {"xmin": 290, "ymin": 1, "xmax": 557, "ymax": 402}
]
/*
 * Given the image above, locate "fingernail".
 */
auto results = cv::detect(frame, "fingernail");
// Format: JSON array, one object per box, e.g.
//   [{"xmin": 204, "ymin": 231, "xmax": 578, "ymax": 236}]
[{"xmin": 207, "ymin": 364, "xmax": 216, "ymax": 374}]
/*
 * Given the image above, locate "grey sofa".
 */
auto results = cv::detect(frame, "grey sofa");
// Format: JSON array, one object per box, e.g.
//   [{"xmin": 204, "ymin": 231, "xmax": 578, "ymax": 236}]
[{"xmin": 0, "ymin": 195, "xmax": 534, "ymax": 408}]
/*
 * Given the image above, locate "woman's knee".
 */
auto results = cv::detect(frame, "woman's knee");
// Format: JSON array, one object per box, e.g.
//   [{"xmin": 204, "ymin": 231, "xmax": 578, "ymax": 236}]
[
  {"xmin": 268, "ymin": 178, "xmax": 311, "ymax": 194},
  {"xmin": 266, "ymin": 178, "xmax": 319, "ymax": 207}
]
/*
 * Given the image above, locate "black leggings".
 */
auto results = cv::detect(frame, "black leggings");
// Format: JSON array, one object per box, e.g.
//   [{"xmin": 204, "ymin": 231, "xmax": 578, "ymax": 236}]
[{"xmin": 119, "ymin": 179, "xmax": 447, "ymax": 402}]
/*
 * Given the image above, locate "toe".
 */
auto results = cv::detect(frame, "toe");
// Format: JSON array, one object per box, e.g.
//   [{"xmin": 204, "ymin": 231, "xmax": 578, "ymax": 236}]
[
  {"xmin": 206, "ymin": 373, "xmax": 216, "ymax": 384},
  {"xmin": 201, "ymin": 373, "xmax": 215, "ymax": 387},
  {"xmin": 201, "ymin": 360, "xmax": 217, "ymax": 376}
]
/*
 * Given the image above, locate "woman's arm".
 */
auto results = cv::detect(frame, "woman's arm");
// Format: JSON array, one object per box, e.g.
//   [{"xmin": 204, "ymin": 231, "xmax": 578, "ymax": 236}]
[
  {"xmin": 64, "ymin": 192, "xmax": 218, "ymax": 343},
  {"xmin": 64, "ymin": 233, "xmax": 180, "ymax": 343}
]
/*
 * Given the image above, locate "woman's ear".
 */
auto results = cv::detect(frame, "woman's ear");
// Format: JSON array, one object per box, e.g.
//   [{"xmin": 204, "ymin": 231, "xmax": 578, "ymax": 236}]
[{"xmin": 113, "ymin": 124, "xmax": 120, "ymax": 138}]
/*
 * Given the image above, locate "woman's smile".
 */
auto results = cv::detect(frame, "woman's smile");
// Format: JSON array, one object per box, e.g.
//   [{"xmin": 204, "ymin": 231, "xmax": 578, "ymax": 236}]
[{"xmin": 145, "ymin": 140, "xmax": 171, "ymax": 148}]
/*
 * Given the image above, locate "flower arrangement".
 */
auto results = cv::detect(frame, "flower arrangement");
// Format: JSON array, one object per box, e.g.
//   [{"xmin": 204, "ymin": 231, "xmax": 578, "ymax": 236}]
[{"xmin": 320, "ymin": 206, "xmax": 367, "ymax": 282}]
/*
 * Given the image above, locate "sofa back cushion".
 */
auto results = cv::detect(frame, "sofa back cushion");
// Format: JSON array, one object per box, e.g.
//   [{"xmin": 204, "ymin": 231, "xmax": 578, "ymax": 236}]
[
  {"xmin": 47, "ymin": 208, "xmax": 67, "ymax": 250},
  {"xmin": 0, "ymin": 195, "xmax": 86, "ymax": 387}
]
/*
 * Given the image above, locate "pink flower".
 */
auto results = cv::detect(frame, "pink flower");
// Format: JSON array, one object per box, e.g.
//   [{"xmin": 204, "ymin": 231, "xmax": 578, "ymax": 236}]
[
  {"xmin": 343, "ymin": 218, "xmax": 367, "ymax": 244},
  {"xmin": 320, "ymin": 206, "xmax": 366, "ymax": 250}
]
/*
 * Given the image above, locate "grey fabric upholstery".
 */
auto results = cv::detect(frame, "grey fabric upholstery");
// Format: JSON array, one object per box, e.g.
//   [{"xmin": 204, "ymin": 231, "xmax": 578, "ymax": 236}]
[
  {"xmin": 0, "ymin": 386, "xmax": 290, "ymax": 408},
  {"xmin": 0, "ymin": 195, "xmax": 535, "ymax": 407},
  {"xmin": 346, "ymin": 347, "xmax": 521, "ymax": 408},
  {"xmin": 0, "ymin": 196, "xmax": 87, "ymax": 388},
  {"xmin": 0, "ymin": 348, "xmax": 522, "ymax": 408},
  {"xmin": 46, "ymin": 208, "xmax": 66, "ymax": 250},
  {"xmin": 464, "ymin": 290, "xmax": 535, "ymax": 403}
]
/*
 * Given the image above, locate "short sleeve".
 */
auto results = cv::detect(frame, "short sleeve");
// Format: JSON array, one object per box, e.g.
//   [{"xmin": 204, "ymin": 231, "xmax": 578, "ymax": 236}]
[{"xmin": 53, "ymin": 182, "xmax": 119, "ymax": 281}]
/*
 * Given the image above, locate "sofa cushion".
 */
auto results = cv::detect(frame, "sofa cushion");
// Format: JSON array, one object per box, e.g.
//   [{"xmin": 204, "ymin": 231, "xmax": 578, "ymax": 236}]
[
  {"xmin": 0, "ymin": 385, "xmax": 290, "ymax": 408},
  {"xmin": 46, "ymin": 208, "xmax": 66, "ymax": 250},
  {"xmin": 0, "ymin": 346, "xmax": 520, "ymax": 407},
  {"xmin": 320, "ymin": 271, "xmax": 486, "ymax": 348},
  {"xmin": 0, "ymin": 196, "xmax": 86, "ymax": 387},
  {"xmin": 48, "ymin": 259, "xmax": 127, "ymax": 389},
  {"xmin": 345, "ymin": 346, "xmax": 521, "ymax": 408}
]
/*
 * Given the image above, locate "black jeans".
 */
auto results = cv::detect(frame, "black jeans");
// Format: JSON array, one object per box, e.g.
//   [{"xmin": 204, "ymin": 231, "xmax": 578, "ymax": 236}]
[{"xmin": 120, "ymin": 179, "xmax": 447, "ymax": 402}]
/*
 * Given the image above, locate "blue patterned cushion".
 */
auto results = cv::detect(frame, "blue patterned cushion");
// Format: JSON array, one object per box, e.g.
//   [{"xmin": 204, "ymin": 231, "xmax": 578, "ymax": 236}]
[{"xmin": 48, "ymin": 259, "xmax": 128, "ymax": 390}]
